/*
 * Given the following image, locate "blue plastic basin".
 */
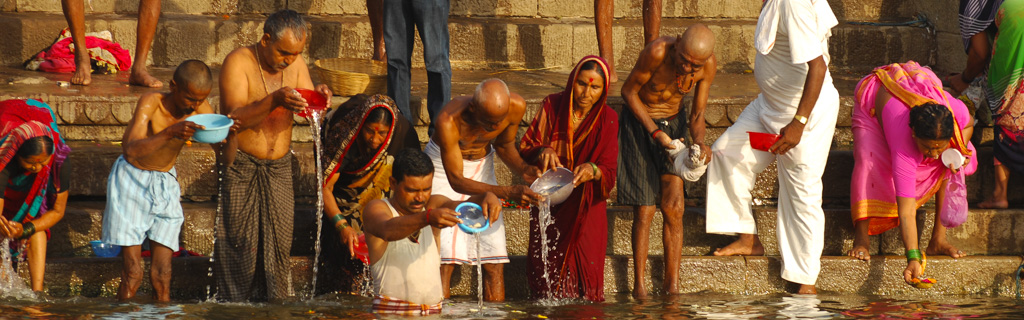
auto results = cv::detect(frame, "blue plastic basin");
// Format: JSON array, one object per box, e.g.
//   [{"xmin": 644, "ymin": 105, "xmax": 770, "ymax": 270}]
[
  {"xmin": 185, "ymin": 114, "xmax": 234, "ymax": 144},
  {"xmin": 89, "ymin": 240, "xmax": 121, "ymax": 258},
  {"xmin": 455, "ymin": 202, "xmax": 490, "ymax": 234}
]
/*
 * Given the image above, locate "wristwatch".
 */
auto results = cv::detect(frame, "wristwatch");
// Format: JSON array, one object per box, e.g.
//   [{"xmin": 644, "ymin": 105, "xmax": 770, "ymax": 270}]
[{"xmin": 793, "ymin": 115, "xmax": 808, "ymax": 125}]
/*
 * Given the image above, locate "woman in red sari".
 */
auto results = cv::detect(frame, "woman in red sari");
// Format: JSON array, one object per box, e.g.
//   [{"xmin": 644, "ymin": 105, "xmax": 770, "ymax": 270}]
[{"xmin": 520, "ymin": 56, "xmax": 619, "ymax": 301}]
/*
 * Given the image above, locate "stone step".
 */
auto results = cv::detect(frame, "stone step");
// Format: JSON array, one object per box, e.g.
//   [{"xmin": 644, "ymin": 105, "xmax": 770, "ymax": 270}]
[
  {"xmin": 47, "ymin": 201, "xmax": 1024, "ymax": 260},
  {"xmin": 0, "ymin": 12, "xmax": 933, "ymax": 74},
  {"xmin": 2, "ymin": 0, "xmax": 920, "ymax": 22},
  {"xmin": 17, "ymin": 254, "xmax": 1024, "ymax": 300},
  {"xmin": 58, "ymin": 142, "xmax": 1024, "ymax": 205}
]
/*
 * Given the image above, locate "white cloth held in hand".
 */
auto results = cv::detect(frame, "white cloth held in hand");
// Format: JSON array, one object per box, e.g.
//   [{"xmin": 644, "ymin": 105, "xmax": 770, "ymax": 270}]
[{"xmin": 668, "ymin": 140, "xmax": 708, "ymax": 182}]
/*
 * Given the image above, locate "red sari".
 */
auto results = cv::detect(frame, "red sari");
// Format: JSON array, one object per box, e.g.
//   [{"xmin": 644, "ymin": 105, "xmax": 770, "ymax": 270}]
[{"xmin": 520, "ymin": 56, "xmax": 619, "ymax": 301}]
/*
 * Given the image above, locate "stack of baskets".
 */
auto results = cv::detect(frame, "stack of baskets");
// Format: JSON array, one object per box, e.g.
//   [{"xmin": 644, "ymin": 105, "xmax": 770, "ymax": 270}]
[{"xmin": 314, "ymin": 58, "xmax": 387, "ymax": 96}]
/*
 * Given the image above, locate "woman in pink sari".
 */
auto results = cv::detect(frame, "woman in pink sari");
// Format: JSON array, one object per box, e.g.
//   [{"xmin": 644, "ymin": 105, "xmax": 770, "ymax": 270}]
[
  {"xmin": 520, "ymin": 56, "xmax": 619, "ymax": 301},
  {"xmin": 848, "ymin": 62, "xmax": 976, "ymax": 285}
]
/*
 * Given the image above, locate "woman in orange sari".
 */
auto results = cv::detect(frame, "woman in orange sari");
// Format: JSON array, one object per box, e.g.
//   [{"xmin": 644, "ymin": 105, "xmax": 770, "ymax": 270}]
[{"xmin": 520, "ymin": 56, "xmax": 619, "ymax": 301}]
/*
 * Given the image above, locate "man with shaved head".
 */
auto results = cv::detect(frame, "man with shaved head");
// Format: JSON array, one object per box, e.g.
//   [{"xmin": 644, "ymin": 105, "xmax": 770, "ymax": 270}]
[
  {"xmin": 619, "ymin": 24, "xmax": 717, "ymax": 297},
  {"xmin": 706, "ymin": 0, "xmax": 840, "ymax": 294},
  {"xmin": 425, "ymin": 78, "xmax": 541, "ymax": 302}
]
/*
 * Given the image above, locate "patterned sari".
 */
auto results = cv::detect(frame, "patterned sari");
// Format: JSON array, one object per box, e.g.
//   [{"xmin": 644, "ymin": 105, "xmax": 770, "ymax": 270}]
[
  {"xmin": 0, "ymin": 99, "xmax": 70, "ymax": 225},
  {"xmin": 520, "ymin": 56, "xmax": 619, "ymax": 301},
  {"xmin": 851, "ymin": 62, "xmax": 976, "ymax": 235},
  {"xmin": 315, "ymin": 94, "xmax": 419, "ymax": 294},
  {"xmin": 989, "ymin": 0, "xmax": 1024, "ymax": 173}
]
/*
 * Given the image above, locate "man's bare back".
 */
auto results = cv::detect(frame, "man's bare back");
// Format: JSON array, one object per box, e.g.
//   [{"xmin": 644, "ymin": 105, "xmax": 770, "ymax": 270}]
[{"xmin": 123, "ymin": 92, "xmax": 211, "ymax": 172}]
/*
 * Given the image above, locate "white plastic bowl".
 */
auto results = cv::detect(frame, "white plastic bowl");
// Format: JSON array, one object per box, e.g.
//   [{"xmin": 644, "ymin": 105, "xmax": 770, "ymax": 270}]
[{"xmin": 530, "ymin": 167, "xmax": 575, "ymax": 205}]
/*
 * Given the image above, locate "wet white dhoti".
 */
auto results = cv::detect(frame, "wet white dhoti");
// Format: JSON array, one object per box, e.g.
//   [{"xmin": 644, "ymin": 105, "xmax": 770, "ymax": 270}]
[
  {"xmin": 424, "ymin": 140, "xmax": 509, "ymax": 264},
  {"xmin": 706, "ymin": 0, "xmax": 839, "ymax": 286}
]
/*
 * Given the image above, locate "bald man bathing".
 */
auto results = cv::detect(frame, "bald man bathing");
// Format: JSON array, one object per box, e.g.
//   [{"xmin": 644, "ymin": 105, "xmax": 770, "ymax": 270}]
[
  {"xmin": 619, "ymin": 24, "xmax": 717, "ymax": 297},
  {"xmin": 426, "ymin": 79, "xmax": 542, "ymax": 302}
]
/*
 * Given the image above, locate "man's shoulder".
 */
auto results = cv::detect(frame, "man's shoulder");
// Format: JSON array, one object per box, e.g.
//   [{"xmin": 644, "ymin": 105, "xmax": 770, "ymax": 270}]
[{"xmin": 135, "ymin": 92, "xmax": 166, "ymax": 113}]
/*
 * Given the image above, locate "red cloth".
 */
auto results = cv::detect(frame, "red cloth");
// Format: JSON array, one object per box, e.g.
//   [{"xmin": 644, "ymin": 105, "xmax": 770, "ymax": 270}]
[
  {"xmin": 30, "ymin": 28, "xmax": 131, "ymax": 74},
  {"xmin": 520, "ymin": 56, "xmax": 619, "ymax": 302}
]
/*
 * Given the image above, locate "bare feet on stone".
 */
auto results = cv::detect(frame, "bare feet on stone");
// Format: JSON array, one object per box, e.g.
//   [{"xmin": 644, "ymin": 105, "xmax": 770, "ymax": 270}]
[
  {"xmin": 847, "ymin": 233, "xmax": 871, "ymax": 261},
  {"xmin": 977, "ymin": 198, "xmax": 1008, "ymax": 209},
  {"xmin": 713, "ymin": 235, "xmax": 764, "ymax": 256},
  {"xmin": 129, "ymin": 67, "xmax": 164, "ymax": 88},
  {"xmin": 71, "ymin": 58, "xmax": 92, "ymax": 86},
  {"xmin": 608, "ymin": 66, "xmax": 619, "ymax": 83},
  {"xmin": 926, "ymin": 239, "xmax": 965, "ymax": 258}
]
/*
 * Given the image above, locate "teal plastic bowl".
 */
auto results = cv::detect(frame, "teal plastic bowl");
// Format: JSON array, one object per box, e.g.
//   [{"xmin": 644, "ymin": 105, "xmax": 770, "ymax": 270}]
[
  {"xmin": 185, "ymin": 114, "xmax": 234, "ymax": 143},
  {"xmin": 455, "ymin": 202, "xmax": 490, "ymax": 234},
  {"xmin": 90, "ymin": 240, "xmax": 120, "ymax": 258}
]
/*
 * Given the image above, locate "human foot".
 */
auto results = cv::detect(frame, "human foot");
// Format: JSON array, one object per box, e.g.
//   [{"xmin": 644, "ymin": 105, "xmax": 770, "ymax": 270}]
[
  {"xmin": 129, "ymin": 68, "xmax": 163, "ymax": 88},
  {"xmin": 797, "ymin": 284, "xmax": 817, "ymax": 294},
  {"xmin": 632, "ymin": 284, "xmax": 648, "ymax": 299},
  {"xmin": 846, "ymin": 244, "xmax": 871, "ymax": 261},
  {"xmin": 977, "ymin": 198, "xmax": 1008, "ymax": 209},
  {"xmin": 713, "ymin": 236, "xmax": 764, "ymax": 256},
  {"xmin": 71, "ymin": 59, "xmax": 92, "ymax": 86},
  {"xmin": 926, "ymin": 240, "xmax": 965, "ymax": 258},
  {"xmin": 608, "ymin": 66, "xmax": 619, "ymax": 83}
]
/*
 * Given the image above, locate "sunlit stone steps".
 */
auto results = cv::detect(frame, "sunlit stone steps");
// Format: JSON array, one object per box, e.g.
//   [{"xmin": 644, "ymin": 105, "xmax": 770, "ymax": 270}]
[
  {"xmin": 24, "ymin": 254, "xmax": 1023, "ymax": 300},
  {"xmin": 47, "ymin": 201, "xmax": 1024, "ymax": 260}
]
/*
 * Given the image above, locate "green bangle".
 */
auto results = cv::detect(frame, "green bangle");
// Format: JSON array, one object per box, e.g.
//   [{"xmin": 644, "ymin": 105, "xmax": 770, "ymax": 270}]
[
  {"xmin": 329, "ymin": 214, "xmax": 349, "ymax": 230},
  {"xmin": 588, "ymin": 162, "xmax": 599, "ymax": 177},
  {"xmin": 19, "ymin": 222, "xmax": 35, "ymax": 240},
  {"xmin": 906, "ymin": 249, "xmax": 923, "ymax": 262}
]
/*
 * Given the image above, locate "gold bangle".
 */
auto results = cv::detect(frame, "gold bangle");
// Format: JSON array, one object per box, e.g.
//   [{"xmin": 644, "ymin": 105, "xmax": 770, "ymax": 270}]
[{"xmin": 793, "ymin": 115, "xmax": 808, "ymax": 125}]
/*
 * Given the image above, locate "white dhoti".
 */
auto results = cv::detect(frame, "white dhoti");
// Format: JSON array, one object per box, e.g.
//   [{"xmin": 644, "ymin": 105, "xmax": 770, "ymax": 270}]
[
  {"xmin": 424, "ymin": 140, "xmax": 509, "ymax": 264},
  {"xmin": 707, "ymin": 0, "xmax": 840, "ymax": 286}
]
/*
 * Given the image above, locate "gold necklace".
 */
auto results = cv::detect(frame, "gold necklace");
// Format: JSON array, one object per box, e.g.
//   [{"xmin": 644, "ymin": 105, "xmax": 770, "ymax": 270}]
[{"xmin": 255, "ymin": 45, "xmax": 272, "ymax": 95}]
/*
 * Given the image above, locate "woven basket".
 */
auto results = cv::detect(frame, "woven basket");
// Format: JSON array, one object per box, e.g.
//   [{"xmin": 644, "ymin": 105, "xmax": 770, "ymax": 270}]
[{"xmin": 314, "ymin": 58, "xmax": 387, "ymax": 97}]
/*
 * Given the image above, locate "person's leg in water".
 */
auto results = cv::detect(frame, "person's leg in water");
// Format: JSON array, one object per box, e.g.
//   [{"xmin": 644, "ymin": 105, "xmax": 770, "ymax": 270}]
[
  {"xmin": 482, "ymin": 263, "xmax": 504, "ymax": 301},
  {"xmin": 60, "ymin": 0, "xmax": 91, "ymax": 86},
  {"xmin": 116, "ymin": 245, "xmax": 145, "ymax": 300},
  {"xmin": 594, "ymin": 0, "xmax": 617, "ymax": 83},
  {"xmin": 150, "ymin": 241, "xmax": 174, "ymax": 302},
  {"xmin": 26, "ymin": 232, "xmax": 48, "ymax": 291},
  {"xmin": 440, "ymin": 264, "xmax": 455, "ymax": 298},
  {"xmin": 129, "ymin": 0, "xmax": 163, "ymax": 88},
  {"xmin": 660, "ymin": 174, "xmax": 685, "ymax": 295},
  {"xmin": 630, "ymin": 204, "xmax": 656, "ymax": 298}
]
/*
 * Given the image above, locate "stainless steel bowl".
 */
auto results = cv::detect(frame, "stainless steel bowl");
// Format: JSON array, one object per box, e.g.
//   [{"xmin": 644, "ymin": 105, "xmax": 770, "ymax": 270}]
[{"xmin": 529, "ymin": 167, "xmax": 575, "ymax": 205}]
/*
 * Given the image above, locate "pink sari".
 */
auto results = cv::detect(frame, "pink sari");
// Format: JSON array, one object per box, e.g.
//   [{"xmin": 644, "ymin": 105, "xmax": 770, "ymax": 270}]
[{"xmin": 851, "ymin": 62, "xmax": 977, "ymax": 235}]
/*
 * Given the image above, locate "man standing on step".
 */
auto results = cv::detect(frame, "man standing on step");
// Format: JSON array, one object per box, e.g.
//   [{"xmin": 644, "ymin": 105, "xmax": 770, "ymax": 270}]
[
  {"xmin": 60, "ymin": 0, "xmax": 163, "ymax": 87},
  {"xmin": 705, "ymin": 0, "xmax": 840, "ymax": 294},
  {"xmin": 619, "ymin": 24, "xmax": 716, "ymax": 298},
  {"xmin": 213, "ymin": 10, "xmax": 332, "ymax": 302},
  {"xmin": 384, "ymin": 0, "xmax": 451, "ymax": 127},
  {"xmin": 425, "ymin": 78, "xmax": 542, "ymax": 302}
]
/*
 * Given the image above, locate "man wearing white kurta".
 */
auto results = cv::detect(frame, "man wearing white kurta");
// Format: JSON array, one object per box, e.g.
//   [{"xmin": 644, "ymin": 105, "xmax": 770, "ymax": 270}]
[{"xmin": 705, "ymin": 0, "xmax": 839, "ymax": 294}]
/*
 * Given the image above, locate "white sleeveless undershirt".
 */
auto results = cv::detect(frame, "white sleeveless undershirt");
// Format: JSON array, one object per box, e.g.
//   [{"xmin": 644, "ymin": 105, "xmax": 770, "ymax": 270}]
[{"xmin": 370, "ymin": 199, "xmax": 443, "ymax": 305}]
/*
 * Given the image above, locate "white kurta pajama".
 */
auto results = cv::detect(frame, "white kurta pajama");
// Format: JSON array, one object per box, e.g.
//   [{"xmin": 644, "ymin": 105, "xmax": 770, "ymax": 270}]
[{"xmin": 706, "ymin": 0, "xmax": 839, "ymax": 286}]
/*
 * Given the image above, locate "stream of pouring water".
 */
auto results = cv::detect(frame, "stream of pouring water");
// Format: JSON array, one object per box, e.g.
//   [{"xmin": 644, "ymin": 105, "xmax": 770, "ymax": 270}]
[
  {"xmin": 308, "ymin": 110, "xmax": 326, "ymax": 299},
  {"xmin": 475, "ymin": 233, "xmax": 483, "ymax": 308},
  {"xmin": 0, "ymin": 238, "xmax": 33, "ymax": 299},
  {"xmin": 536, "ymin": 196, "xmax": 559, "ymax": 299}
]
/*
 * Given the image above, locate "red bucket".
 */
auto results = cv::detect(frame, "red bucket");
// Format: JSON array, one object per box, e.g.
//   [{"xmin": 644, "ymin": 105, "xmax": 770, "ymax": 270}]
[
  {"xmin": 295, "ymin": 88, "xmax": 327, "ymax": 118},
  {"xmin": 353, "ymin": 234, "xmax": 369, "ymax": 264},
  {"xmin": 748, "ymin": 131, "xmax": 780, "ymax": 152}
]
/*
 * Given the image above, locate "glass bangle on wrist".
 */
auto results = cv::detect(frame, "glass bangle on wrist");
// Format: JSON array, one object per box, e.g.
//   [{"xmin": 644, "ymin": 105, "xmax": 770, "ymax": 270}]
[
  {"xmin": 19, "ymin": 222, "xmax": 36, "ymax": 240},
  {"xmin": 906, "ymin": 249, "xmax": 923, "ymax": 262}
]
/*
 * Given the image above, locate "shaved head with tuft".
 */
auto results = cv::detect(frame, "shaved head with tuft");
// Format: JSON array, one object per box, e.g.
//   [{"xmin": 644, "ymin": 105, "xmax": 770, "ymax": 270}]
[{"xmin": 679, "ymin": 24, "xmax": 715, "ymax": 61}]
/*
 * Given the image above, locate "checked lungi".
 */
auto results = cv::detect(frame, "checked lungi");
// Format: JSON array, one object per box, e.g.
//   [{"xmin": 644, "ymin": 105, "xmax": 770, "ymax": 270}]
[
  {"xmin": 372, "ymin": 295, "xmax": 443, "ymax": 316},
  {"xmin": 213, "ymin": 151, "xmax": 295, "ymax": 302}
]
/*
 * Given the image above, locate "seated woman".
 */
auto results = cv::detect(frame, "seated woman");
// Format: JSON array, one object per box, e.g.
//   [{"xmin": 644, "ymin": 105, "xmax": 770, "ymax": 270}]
[
  {"xmin": 848, "ymin": 62, "xmax": 976, "ymax": 285},
  {"xmin": 0, "ymin": 99, "xmax": 71, "ymax": 292},
  {"xmin": 979, "ymin": 0, "xmax": 1024, "ymax": 209},
  {"xmin": 520, "ymin": 56, "xmax": 619, "ymax": 301},
  {"xmin": 315, "ymin": 94, "xmax": 419, "ymax": 294}
]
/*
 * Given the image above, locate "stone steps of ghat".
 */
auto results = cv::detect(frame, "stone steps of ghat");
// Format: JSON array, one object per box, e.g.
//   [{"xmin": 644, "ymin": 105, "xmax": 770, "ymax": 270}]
[
  {"xmin": 0, "ymin": 10, "xmax": 933, "ymax": 74},
  {"xmin": 2, "ymin": 0, "xmax": 919, "ymax": 21},
  {"xmin": 45, "ymin": 201, "xmax": 1024, "ymax": 260},
  {"xmin": 20, "ymin": 254, "xmax": 1024, "ymax": 300}
]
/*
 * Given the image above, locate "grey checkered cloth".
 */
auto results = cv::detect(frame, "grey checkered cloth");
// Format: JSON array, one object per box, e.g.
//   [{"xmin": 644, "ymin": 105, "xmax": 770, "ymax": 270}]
[{"xmin": 214, "ymin": 151, "xmax": 294, "ymax": 302}]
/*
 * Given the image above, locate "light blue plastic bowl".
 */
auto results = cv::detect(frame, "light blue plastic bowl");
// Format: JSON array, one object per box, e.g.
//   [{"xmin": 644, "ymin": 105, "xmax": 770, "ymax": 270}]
[
  {"xmin": 185, "ymin": 114, "xmax": 234, "ymax": 144},
  {"xmin": 90, "ymin": 240, "xmax": 120, "ymax": 258},
  {"xmin": 455, "ymin": 202, "xmax": 490, "ymax": 234}
]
